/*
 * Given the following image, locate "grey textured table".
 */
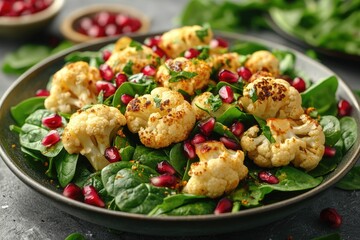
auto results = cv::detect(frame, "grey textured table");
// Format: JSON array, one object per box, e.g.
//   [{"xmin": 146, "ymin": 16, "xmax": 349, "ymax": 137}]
[{"xmin": 1, "ymin": 1, "xmax": 360, "ymax": 239}]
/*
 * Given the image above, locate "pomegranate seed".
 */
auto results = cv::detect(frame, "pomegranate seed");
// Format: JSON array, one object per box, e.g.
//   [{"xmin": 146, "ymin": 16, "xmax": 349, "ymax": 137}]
[
  {"xmin": 218, "ymin": 69, "xmax": 239, "ymax": 83},
  {"xmin": 218, "ymin": 85, "xmax": 234, "ymax": 103},
  {"xmin": 96, "ymin": 81, "xmax": 116, "ymax": 98},
  {"xmin": 231, "ymin": 121, "xmax": 244, "ymax": 136},
  {"xmin": 115, "ymin": 73, "xmax": 128, "ymax": 87},
  {"xmin": 237, "ymin": 66, "xmax": 252, "ymax": 81},
  {"xmin": 184, "ymin": 48, "xmax": 200, "ymax": 59},
  {"xmin": 152, "ymin": 45, "xmax": 166, "ymax": 58},
  {"xmin": 150, "ymin": 174, "xmax": 177, "ymax": 188},
  {"xmin": 63, "ymin": 183, "xmax": 83, "ymax": 201},
  {"xmin": 78, "ymin": 17, "xmax": 93, "ymax": 32},
  {"xmin": 121, "ymin": 94, "xmax": 134, "ymax": 105},
  {"xmin": 35, "ymin": 89, "xmax": 50, "ymax": 97},
  {"xmin": 219, "ymin": 137, "xmax": 239, "ymax": 150},
  {"xmin": 337, "ymin": 99, "xmax": 352, "ymax": 117},
  {"xmin": 82, "ymin": 185, "xmax": 105, "ymax": 208},
  {"xmin": 292, "ymin": 77, "xmax": 306, "ymax": 93},
  {"xmin": 102, "ymin": 49, "xmax": 112, "ymax": 61},
  {"xmin": 0, "ymin": 1, "xmax": 12, "ymax": 16},
  {"xmin": 324, "ymin": 146, "xmax": 336, "ymax": 158},
  {"xmin": 104, "ymin": 146, "xmax": 121, "ymax": 163},
  {"xmin": 191, "ymin": 133, "xmax": 207, "ymax": 145},
  {"xmin": 320, "ymin": 208, "xmax": 342, "ymax": 228},
  {"xmin": 198, "ymin": 117, "xmax": 215, "ymax": 136},
  {"xmin": 105, "ymin": 23, "xmax": 120, "ymax": 36},
  {"xmin": 94, "ymin": 11, "xmax": 116, "ymax": 27},
  {"xmin": 210, "ymin": 37, "xmax": 229, "ymax": 49},
  {"xmin": 41, "ymin": 130, "xmax": 60, "ymax": 147},
  {"xmin": 183, "ymin": 141, "xmax": 196, "ymax": 159},
  {"xmin": 144, "ymin": 35, "xmax": 161, "ymax": 47},
  {"xmin": 119, "ymin": 16, "xmax": 141, "ymax": 33},
  {"xmin": 214, "ymin": 197, "xmax": 233, "ymax": 214},
  {"xmin": 258, "ymin": 171, "xmax": 279, "ymax": 184},
  {"xmin": 156, "ymin": 161, "xmax": 176, "ymax": 175},
  {"xmin": 99, "ymin": 64, "xmax": 114, "ymax": 81},
  {"xmin": 141, "ymin": 65, "xmax": 157, "ymax": 76},
  {"xmin": 42, "ymin": 114, "xmax": 62, "ymax": 129},
  {"xmin": 87, "ymin": 24, "xmax": 106, "ymax": 38}
]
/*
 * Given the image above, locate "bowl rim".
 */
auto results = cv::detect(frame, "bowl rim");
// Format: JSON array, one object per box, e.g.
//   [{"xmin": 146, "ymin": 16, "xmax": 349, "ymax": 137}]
[
  {"xmin": 0, "ymin": 30, "xmax": 359, "ymax": 235},
  {"xmin": 60, "ymin": 4, "xmax": 151, "ymax": 43},
  {"xmin": 0, "ymin": 0, "xmax": 64, "ymax": 26}
]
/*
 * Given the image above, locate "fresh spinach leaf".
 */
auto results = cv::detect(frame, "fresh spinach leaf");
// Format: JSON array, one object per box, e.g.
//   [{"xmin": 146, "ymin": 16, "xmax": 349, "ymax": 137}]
[
  {"xmin": 10, "ymin": 97, "xmax": 46, "ymax": 126},
  {"xmin": 340, "ymin": 116, "xmax": 357, "ymax": 153},
  {"xmin": 169, "ymin": 143, "xmax": 187, "ymax": 176},
  {"xmin": 336, "ymin": 166, "xmax": 360, "ymax": 190},
  {"xmin": 133, "ymin": 145, "xmax": 169, "ymax": 169},
  {"xmin": 54, "ymin": 150, "xmax": 79, "ymax": 187},
  {"xmin": 320, "ymin": 115, "xmax": 341, "ymax": 146}
]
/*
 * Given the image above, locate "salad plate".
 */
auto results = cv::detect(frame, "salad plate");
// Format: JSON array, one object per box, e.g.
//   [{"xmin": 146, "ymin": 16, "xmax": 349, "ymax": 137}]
[{"xmin": 0, "ymin": 31, "xmax": 359, "ymax": 236}]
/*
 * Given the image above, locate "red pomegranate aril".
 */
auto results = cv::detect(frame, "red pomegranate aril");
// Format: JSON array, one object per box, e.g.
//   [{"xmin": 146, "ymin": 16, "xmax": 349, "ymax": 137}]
[
  {"xmin": 41, "ymin": 130, "xmax": 60, "ymax": 147},
  {"xmin": 0, "ymin": 1, "xmax": 12, "ymax": 16},
  {"xmin": 144, "ymin": 35, "xmax": 161, "ymax": 47},
  {"xmin": 320, "ymin": 207, "xmax": 342, "ymax": 228},
  {"xmin": 210, "ymin": 37, "xmax": 229, "ymax": 49},
  {"xmin": 184, "ymin": 48, "xmax": 200, "ymax": 59},
  {"xmin": 105, "ymin": 23, "xmax": 120, "ymax": 36},
  {"xmin": 292, "ymin": 77, "xmax": 306, "ymax": 93},
  {"xmin": 63, "ymin": 183, "xmax": 83, "ymax": 201},
  {"xmin": 150, "ymin": 174, "xmax": 177, "ymax": 188},
  {"xmin": 99, "ymin": 64, "xmax": 114, "ymax": 81},
  {"xmin": 96, "ymin": 81, "xmax": 116, "ymax": 98},
  {"xmin": 104, "ymin": 146, "xmax": 121, "ymax": 163},
  {"xmin": 42, "ymin": 114, "xmax": 62, "ymax": 129},
  {"xmin": 78, "ymin": 17, "xmax": 93, "ymax": 32},
  {"xmin": 324, "ymin": 146, "xmax": 336, "ymax": 158},
  {"xmin": 198, "ymin": 117, "xmax": 215, "ymax": 136},
  {"xmin": 94, "ymin": 11, "xmax": 116, "ymax": 27},
  {"xmin": 102, "ymin": 49, "xmax": 112, "ymax": 61},
  {"xmin": 214, "ymin": 197, "xmax": 233, "ymax": 214},
  {"xmin": 231, "ymin": 121, "xmax": 244, "ymax": 137},
  {"xmin": 87, "ymin": 24, "xmax": 105, "ymax": 38},
  {"xmin": 156, "ymin": 161, "xmax": 176, "ymax": 175},
  {"xmin": 115, "ymin": 73, "xmax": 128, "ymax": 87},
  {"xmin": 237, "ymin": 66, "xmax": 252, "ymax": 81},
  {"xmin": 82, "ymin": 185, "xmax": 105, "ymax": 208},
  {"xmin": 219, "ymin": 85, "xmax": 234, "ymax": 103},
  {"xmin": 35, "ymin": 89, "xmax": 50, "ymax": 97},
  {"xmin": 121, "ymin": 94, "xmax": 134, "ymax": 105},
  {"xmin": 191, "ymin": 133, "xmax": 207, "ymax": 145},
  {"xmin": 338, "ymin": 99, "xmax": 352, "ymax": 117},
  {"xmin": 152, "ymin": 45, "xmax": 166, "ymax": 58},
  {"xmin": 141, "ymin": 65, "xmax": 157, "ymax": 76},
  {"xmin": 218, "ymin": 69, "xmax": 239, "ymax": 83},
  {"xmin": 220, "ymin": 137, "xmax": 239, "ymax": 150},
  {"xmin": 258, "ymin": 171, "xmax": 279, "ymax": 184},
  {"xmin": 183, "ymin": 141, "xmax": 196, "ymax": 159}
]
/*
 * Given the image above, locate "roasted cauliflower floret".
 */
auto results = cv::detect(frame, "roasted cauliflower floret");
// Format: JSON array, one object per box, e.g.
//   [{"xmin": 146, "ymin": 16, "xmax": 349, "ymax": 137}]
[
  {"xmin": 62, "ymin": 104, "xmax": 126, "ymax": 171},
  {"xmin": 245, "ymin": 50, "xmax": 280, "ymax": 76},
  {"xmin": 125, "ymin": 87, "xmax": 196, "ymax": 148},
  {"xmin": 44, "ymin": 61, "xmax": 101, "ymax": 113},
  {"xmin": 155, "ymin": 57, "xmax": 211, "ymax": 96},
  {"xmin": 238, "ymin": 76, "xmax": 304, "ymax": 119},
  {"xmin": 183, "ymin": 141, "xmax": 248, "ymax": 198},
  {"xmin": 207, "ymin": 52, "xmax": 241, "ymax": 73},
  {"xmin": 191, "ymin": 92, "xmax": 232, "ymax": 121},
  {"xmin": 240, "ymin": 114, "xmax": 325, "ymax": 171},
  {"xmin": 106, "ymin": 38, "xmax": 160, "ymax": 75},
  {"xmin": 159, "ymin": 25, "xmax": 213, "ymax": 58}
]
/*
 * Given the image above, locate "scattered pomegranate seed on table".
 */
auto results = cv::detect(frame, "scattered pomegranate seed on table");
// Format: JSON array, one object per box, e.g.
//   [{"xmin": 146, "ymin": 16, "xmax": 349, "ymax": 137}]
[{"xmin": 320, "ymin": 207, "xmax": 342, "ymax": 228}]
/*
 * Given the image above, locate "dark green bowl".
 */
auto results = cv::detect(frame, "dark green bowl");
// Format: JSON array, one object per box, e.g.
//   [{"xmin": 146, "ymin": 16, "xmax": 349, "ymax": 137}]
[{"xmin": 1, "ymin": 31, "xmax": 359, "ymax": 236}]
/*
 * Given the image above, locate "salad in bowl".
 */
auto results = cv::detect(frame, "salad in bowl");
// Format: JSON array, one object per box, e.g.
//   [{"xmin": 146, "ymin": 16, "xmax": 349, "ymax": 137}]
[{"xmin": 7, "ymin": 25, "xmax": 358, "ymax": 220}]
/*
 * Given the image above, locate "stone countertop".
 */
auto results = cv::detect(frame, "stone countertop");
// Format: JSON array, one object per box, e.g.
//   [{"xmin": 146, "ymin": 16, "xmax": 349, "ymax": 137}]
[{"xmin": 1, "ymin": 0, "xmax": 360, "ymax": 239}]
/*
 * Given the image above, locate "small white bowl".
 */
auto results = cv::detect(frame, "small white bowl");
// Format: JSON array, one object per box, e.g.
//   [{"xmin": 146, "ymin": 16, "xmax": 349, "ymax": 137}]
[
  {"xmin": 60, "ymin": 4, "xmax": 150, "ymax": 43},
  {"xmin": 0, "ymin": 0, "xmax": 64, "ymax": 39}
]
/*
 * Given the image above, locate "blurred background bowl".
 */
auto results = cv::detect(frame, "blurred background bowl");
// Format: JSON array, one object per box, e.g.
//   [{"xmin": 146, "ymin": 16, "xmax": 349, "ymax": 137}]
[
  {"xmin": 0, "ymin": 0, "xmax": 64, "ymax": 39},
  {"xmin": 60, "ymin": 4, "xmax": 150, "ymax": 43}
]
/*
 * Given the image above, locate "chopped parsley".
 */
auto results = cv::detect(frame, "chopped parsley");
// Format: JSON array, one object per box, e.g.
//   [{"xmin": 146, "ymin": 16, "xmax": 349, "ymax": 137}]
[
  {"xmin": 123, "ymin": 61, "xmax": 134, "ymax": 75},
  {"xmin": 153, "ymin": 95, "xmax": 162, "ymax": 108},
  {"xmin": 195, "ymin": 25, "xmax": 209, "ymax": 42},
  {"xmin": 129, "ymin": 40, "xmax": 143, "ymax": 51},
  {"xmin": 249, "ymin": 86, "xmax": 258, "ymax": 102},
  {"xmin": 206, "ymin": 94, "xmax": 222, "ymax": 112},
  {"xmin": 166, "ymin": 65, "xmax": 198, "ymax": 83},
  {"xmin": 254, "ymin": 116, "xmax": 275, "ymax": 143}
]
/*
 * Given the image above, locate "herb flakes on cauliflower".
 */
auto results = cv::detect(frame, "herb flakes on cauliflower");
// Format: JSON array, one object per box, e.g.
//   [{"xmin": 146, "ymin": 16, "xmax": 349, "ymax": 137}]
[
  {"xmin": 125, "ymin": 87, "xmax": 196, "ymax": 148},
  {"xmin": 62, "ymin": 104, "xmax": 126, "ymax": 171}
]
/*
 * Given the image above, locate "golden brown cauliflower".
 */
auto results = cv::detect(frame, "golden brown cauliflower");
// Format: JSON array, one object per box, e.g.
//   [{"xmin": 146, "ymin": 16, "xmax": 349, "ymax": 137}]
[
  {"xmin": 191, "ymin": 92, "xmax": 232, "ymax": 121},
  {"xmin": 240, "ymin": 114, "xmax": 325, "ymax": 171},
  {"xmin": 207, "ymin": 52, "xmax": 241, "ymax": 73},
  {"xmin": 106, "ymin": 38, "xmax": 160, "ymax": 75},
  {"xmin": 238, "ymin": 76, "xmax": 304, "ymax": 119},
  {"xmin": 155, "ymin": 57, "xmax": 211, "ymax": 96},
  {"xmin": 125, "ymin": 87, "xmax": 196, "ymax": 148},
  {"xmin": 158, "ymin": 25, "xmax": 213, "ymax": 58},
  {"xmin": 62, "ymin": 104, "xmax": 127, "ymax": 171},
  {"xmin": 183, "ymin": 141, "xmax": 248, "ymax": 198},
  {"xmin": 245, "ymin": 50, "xmax": 280, "ymax": 76},
  {"xmin": 44, "ymin": 61, "xmax": 101, "ymax": 113}
]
